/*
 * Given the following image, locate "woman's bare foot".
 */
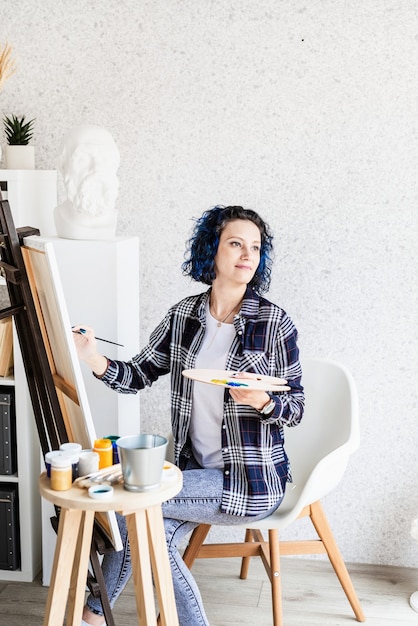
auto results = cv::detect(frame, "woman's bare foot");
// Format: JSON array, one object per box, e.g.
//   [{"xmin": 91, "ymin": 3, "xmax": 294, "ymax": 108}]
[{"xmin": 82, "ymin": 606, "xmax": 106, "ymax": 625}]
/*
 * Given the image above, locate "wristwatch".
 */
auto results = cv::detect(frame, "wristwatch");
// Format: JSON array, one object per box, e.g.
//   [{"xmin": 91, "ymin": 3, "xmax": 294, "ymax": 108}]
[{"xmin": 259, "ymin": 398, "xmax": 275, "ymax": 415}]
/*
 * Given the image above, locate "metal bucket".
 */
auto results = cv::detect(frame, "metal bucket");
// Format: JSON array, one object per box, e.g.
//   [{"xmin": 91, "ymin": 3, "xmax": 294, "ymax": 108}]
[{"xmin": 117, "ymin": 434, "xmax": 168, "ymax": 492}]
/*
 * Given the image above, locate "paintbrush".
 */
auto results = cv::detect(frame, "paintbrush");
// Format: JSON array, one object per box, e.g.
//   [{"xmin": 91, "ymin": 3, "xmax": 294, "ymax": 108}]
[{"xmin": 72, "ymin": 328, "xmax": 124, "ymax": 347}]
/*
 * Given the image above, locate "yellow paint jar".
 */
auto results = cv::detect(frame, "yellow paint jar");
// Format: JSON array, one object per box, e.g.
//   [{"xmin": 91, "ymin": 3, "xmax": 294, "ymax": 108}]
[
  {"xmin": 93, "ymin": 438, "xmax": 113, "ymax": 469},
  {"xmin": 50, "ymin": 455, "xmax": 72, "ymax": 491}
]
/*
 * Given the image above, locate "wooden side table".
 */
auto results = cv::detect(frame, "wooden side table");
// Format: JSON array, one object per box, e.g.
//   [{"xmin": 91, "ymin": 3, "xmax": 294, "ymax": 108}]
[{"xmin": 39, "ymin": 464, "xmax": 183, "ymax": 626}]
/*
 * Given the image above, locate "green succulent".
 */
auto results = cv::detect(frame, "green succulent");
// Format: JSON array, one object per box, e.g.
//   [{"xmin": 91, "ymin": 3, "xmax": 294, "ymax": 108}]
[{"xmin": 3, "ymin": 114, "xmax": 35, "ymax": 145}]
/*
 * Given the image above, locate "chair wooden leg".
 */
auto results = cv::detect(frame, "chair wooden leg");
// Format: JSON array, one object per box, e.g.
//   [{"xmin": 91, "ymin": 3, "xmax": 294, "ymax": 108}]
[
  {"xmin": 240, "ymin": 529, "xmax": 271, "ymax": 579},
  {"xmin": 240, "ymin": 527, "xmax": 283, "ymax": 626},
  {"xmin": 310, "ymin": 501, "xmax": 365, "ymax": 622},
  {"xmin": 268, "ymin": 529, "xmax": 283, "ymax": 626},
  {"xmin": 239, "ymin": 529, "xmax": 254, "ymax": 579},
  {"xmin": 182, "ymin": 524, "xmax": 212, "ymax": 568},
  {"xmin": 181, "ymin": 503, "xmax": 364, "ymax": 625}
]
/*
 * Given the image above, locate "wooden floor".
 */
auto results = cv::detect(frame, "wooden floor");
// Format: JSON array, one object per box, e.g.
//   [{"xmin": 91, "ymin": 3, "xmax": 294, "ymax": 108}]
[{"xmin": 0, "ymin": 557, "xmax": 418, "ymax": 625}]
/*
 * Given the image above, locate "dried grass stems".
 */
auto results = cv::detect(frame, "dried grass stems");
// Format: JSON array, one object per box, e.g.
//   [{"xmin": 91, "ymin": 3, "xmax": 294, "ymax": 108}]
[{"xmin": 0, "ymin": 42, "xmax": 16, "ymax": 91}]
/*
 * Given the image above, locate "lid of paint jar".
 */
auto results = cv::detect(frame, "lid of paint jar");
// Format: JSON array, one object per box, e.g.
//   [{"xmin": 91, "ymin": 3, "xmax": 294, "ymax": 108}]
[
  {"xmin": 50, "ymin": 455, "xmax": 72, "ymax": 469},
  {"xmin": 94, "ymin": 438, "xmax": 112, "ymax": 449}
]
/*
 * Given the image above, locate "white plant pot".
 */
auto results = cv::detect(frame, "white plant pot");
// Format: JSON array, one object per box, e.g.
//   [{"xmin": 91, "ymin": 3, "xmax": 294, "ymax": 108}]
[{"xmin": 4, "ymin": 144, "xmax": 35, "ymax": 170}]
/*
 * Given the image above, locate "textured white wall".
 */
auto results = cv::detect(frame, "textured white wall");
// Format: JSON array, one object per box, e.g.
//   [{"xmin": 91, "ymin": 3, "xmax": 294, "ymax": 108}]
[{"xmin": 1, "ymin": 0, "xmax": 417, "ymax": 567}]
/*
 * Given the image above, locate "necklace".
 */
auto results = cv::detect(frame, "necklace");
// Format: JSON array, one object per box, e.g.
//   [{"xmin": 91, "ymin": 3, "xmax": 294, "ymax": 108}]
[
  {"xmin": 205, "ymin": 299, "xmax": 242, "ymax": 350},
  {"xmin": 210, "ymin": 302, "xmax": 240, "ymax": 327}
]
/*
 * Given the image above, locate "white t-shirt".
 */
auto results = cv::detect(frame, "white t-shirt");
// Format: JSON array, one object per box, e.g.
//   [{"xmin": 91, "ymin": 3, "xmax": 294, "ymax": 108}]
[{"xmin": 189, "ymin": 301, "xmax": 236, "ymax": 468}]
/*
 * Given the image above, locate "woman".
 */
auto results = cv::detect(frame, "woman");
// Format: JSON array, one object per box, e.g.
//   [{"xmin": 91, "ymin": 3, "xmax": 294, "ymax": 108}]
[{"xmin": 74, "ymin": 205, "xmax": 304, "ymax": 626}]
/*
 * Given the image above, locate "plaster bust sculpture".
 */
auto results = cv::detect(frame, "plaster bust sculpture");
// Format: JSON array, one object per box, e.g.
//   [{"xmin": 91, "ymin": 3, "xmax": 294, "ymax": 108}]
[{"xmin": 54, "ymin": 124, "xmax": 120, "ymax": 240}]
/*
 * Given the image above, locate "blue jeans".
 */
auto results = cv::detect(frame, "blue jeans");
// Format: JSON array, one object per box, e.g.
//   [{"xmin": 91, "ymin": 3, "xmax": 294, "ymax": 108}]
[{"xmin": 87, "ymin": 458, "xmax": 283, "ymax": 625}]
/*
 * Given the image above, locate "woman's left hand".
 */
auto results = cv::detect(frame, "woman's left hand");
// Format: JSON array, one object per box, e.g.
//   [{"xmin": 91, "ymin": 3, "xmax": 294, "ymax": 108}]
[{"xmin": 228, "ymin": 372, "xmax": 272, "ymax": 411}]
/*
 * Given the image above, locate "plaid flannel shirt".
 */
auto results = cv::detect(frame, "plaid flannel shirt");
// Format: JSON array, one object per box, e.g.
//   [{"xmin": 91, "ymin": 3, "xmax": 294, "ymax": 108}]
[{"xmin": 100, "ymin": 286, "xmax": 304, "ymax": 517}]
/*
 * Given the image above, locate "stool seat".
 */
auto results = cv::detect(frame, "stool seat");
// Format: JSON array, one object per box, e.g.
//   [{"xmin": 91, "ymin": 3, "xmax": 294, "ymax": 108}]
[{"xmin": 39, "ymin": 464, "xmax": 183, "ymax": 626}]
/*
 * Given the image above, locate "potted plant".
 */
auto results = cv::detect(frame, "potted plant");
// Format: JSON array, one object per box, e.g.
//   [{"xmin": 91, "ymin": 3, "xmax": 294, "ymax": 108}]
[{"xmin": 3, "ymin": 114, "xmax": 36, "ymax": 169}]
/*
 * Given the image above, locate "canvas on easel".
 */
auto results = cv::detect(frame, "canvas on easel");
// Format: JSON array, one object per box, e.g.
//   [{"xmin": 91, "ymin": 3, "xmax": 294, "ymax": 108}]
[
  {"xmin": 21, "ymin": 235, "xmax": 122, "ymax": 550},
  {"xmin": 21, "ymin": 236, "xmax": 95, "ymax": 447}
]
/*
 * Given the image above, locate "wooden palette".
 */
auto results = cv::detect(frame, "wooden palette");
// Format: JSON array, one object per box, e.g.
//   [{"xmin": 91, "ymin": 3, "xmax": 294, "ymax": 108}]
[{"xmin": 182, "ymin": 368, "xmax": 289, "ymax": 391}]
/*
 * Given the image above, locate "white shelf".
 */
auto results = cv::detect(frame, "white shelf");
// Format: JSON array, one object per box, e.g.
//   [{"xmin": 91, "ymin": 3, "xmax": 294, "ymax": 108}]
[
  {"xmin": 0, "ymin": 375, "xmax": 15, "ymax": 386},
  {"xmin": 0, "ymin": 170, "xmax": 57, "ymax": 582},
  {"xmin": 0, "ymin": 325, "xmax": 42, "ymax": 582}
]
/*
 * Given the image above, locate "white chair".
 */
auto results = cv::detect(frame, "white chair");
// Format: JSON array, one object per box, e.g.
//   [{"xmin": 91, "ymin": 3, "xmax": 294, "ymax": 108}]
[{"xmin": 182, "ymin": 357, "xmax": 366, "ymax": 625}]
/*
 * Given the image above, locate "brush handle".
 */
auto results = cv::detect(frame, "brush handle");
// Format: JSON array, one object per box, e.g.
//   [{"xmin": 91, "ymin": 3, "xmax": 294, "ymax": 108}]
[{"xmin": 72, "ymin": 329, "xmax": 124, "ymax": 348}]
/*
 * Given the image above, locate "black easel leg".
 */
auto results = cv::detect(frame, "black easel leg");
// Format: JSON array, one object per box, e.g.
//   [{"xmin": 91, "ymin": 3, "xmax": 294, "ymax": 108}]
[{"xmin": 89, "ymin": 546, "xmax": 116, "ymax": 626}]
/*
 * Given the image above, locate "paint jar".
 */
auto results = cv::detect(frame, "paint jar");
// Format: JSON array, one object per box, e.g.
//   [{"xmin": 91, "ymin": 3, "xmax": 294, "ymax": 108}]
[
  {"xmin": 60, "ymin": 443, "xmax": 82, "ymax": 481},
  {"xmin": 44, "ymin": 450, "xmax": 62, "ymax": 478},
  {"xmin": 78, "ymin": 450, "xmax": 100, "ymax": 476},
  {"xmin": 88, "ymin": 484, "xmax": 114, "ymax": 500},
  {"xmin": 60, "ymin": 442, "xmax": 82, "ymax": 454},
  {"xmin": 105, "ymin": 435, "xmax": 120, "ymax": 464},
  {"xmin": 50, "ymin": 455, "xmax": 72, "ymax": 491},
  {"xmin": 60, "ymin": 451, "xmax": 80, "ymax": 481},
  {"xmin": 93, "ymin": 438, "xmax": 113, "ymax": 469}
]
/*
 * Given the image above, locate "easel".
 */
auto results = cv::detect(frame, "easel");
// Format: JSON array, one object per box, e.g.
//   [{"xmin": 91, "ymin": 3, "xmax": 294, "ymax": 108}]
[{"xmin": 0, "ymin": 191, "xmax": 116, "ymax": 626}]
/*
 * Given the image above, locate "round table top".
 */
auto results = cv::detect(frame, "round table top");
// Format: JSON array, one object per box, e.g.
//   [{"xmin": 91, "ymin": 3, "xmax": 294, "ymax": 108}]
[{"xmin": 39, "ymin": 462, "xmax": 183, "ymax": 512}]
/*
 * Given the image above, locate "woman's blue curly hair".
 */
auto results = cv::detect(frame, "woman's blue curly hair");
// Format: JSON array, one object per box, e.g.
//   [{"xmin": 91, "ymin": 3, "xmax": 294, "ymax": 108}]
[{"xmin": 182, "ymin": 205, "xmax": 274, "ymax": 294}]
